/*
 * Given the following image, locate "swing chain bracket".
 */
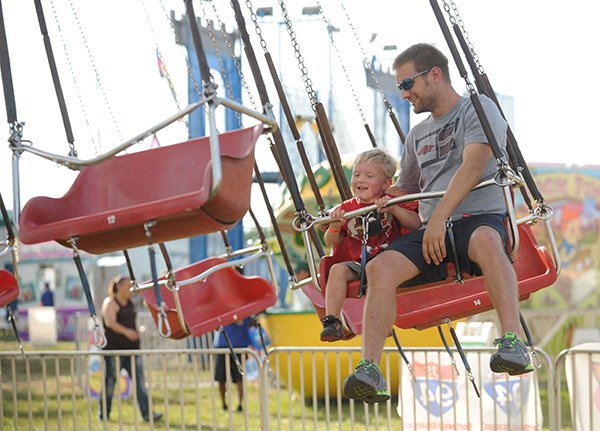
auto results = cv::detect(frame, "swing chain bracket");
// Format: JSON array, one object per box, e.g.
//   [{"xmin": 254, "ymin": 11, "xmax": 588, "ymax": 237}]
[
  {"xmin": 143, "ymin": 220, "xmax": 172, "ymax": 338},
  {"xmin": 144, "ymin": 220, "xmax": 157, "ymax": 242},
  {"xmin": 8, "ymin": 121, "xmax": 24, "ymax": 148},
  {"xmin": 493, "ymin": 160, "xmax": 517, "ymax": 188},
  {"xmin": 532, "ymin": 201, "xmax": 553, "ymax": 222},
  {"xmin": 292, "ymin": 211, "xmax": 315, "ymax": 232},
  {"xmin": 157, "ymin": 303, "xmax": 172, "ymax": 338},
  {"xmin": 90, "ymin": 314, "xmax": 107, "ymax": 349}
]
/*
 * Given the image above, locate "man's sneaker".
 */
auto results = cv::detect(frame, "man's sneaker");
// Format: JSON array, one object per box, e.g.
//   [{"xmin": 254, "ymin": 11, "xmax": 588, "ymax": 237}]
[
  {"xmin": 320, "ymin": 315, "xmax": 343, "ymax": 342},
  {"xmin": 489, "ymin": 332, "xmax": 533, "ymax": 376},
  {"xmin": 343, "ymin": 359, "xmax": 390, "ymax": 403}
]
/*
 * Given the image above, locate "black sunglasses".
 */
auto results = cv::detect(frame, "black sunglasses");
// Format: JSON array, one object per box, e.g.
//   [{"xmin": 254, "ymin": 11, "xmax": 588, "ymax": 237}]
[{"xmin": 396, "ymin": 68, "xmax": 432, "ymax": 91}]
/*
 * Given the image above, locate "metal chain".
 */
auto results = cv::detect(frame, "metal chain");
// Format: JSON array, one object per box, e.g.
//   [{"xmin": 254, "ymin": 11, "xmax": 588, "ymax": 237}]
[
  {"xmin": 245, "ymin": 0, "xmax": 268, "ymax": 53},
  {"xmin": 316, "ymin": 2, "xmax": 367, "ymax": 124},
  {"xmin": 159, "ymin": 0, "xmax": 203, "ymax": 100},
  {"xmin": 442, "ymin": 0, "xmax": 484, "ymax": 74},
  {"xmin": 49, "ymin": 0, "xmax": 99, "ymax": 157},
  {"xmin": 67, "ymin": 0, "xmax": 122, "ymax": 142},
  {"xmin": 214, "ymin": 1, "xmax": 258, "ymax": 111},
  {"xmin": 338, "ymin": 1, "xmax": 394, "ymax": 113},
  {"xmin": 439, "ymin": 0, "xmax": 477, "ymax": 95},
  {"xmin": 277, "ymin": 0, "xmax": 318, "ymax": 108},
  {"xmin": 198, "ymin": 0, "xmax": 243, "ymax": 126},
  {"xmin": 141, "ymin": 0, "xmax": 189, "ymax": 133}
]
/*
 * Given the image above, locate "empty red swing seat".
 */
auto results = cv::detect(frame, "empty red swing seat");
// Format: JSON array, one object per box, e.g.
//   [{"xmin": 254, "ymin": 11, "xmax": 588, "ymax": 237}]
[
  {"xmin": 316, "ymin": 222, "xmax": 557, "ymax": 334},
  {"xmin": 139, "ymin": 257, "xmax": 277, "ymax": 338},
  {"xmin": 19, "ymin": 125, "xmax": 264, "ymax": 254},
  {"xmin": 0, "ymin": 269, "xmax": 19, "ymax": 307}
]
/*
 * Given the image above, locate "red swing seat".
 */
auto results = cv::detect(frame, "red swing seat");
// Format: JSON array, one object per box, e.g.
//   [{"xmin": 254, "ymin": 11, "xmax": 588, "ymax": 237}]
[
  {"xmin": 139, "ymin": 256, "xmax": 277, "ymax": 338},
  {"xmin": 19, "ymin": 125, "xmax": 263, "ymax": 254},
  {"xmin": 316, "ymin": 222, "xmax": 557, "ymax": 334},
  {"xmin": 0, "ymin": 269, "xmax": 19, "ymax": 307}
]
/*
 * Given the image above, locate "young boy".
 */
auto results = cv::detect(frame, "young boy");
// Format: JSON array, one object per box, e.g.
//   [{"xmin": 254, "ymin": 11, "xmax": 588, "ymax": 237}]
[{"xmin": 320, "ymin": 148, "xmax": 421, "ymax": 342}]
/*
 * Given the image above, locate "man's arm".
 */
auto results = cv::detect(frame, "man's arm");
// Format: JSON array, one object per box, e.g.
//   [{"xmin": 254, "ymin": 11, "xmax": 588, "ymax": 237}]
[{"xmin": 422, "ymin": 142, "xmax": 493, "ymax": 265}]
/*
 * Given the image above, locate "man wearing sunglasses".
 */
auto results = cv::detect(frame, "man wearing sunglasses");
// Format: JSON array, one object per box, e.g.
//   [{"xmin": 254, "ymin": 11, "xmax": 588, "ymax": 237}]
[{"xmin": 343, "ymin": 43, "xmax": 530, "ymax": 404}]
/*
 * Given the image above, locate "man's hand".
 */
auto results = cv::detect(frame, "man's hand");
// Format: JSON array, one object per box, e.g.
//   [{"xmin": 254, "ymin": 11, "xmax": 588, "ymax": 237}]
[{"xmin": 422, "ymin": 215, "xmax": 447, "ymax": 265}]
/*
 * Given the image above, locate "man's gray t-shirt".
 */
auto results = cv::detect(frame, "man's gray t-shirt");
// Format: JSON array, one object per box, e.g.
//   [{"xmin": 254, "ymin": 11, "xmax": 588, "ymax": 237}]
[{"xmin": 395, "ymin": 95, "xmax": 508, "ymax": 224}]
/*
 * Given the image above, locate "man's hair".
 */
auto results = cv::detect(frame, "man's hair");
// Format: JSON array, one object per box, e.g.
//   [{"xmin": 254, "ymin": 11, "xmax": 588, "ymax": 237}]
[
  {"xmin": 354, "ymin": 148, "xmax": 398, "ymax": 179},
  {"xmin": 392, "ymin": 43, "xmax": 451, "ymax": 83}
]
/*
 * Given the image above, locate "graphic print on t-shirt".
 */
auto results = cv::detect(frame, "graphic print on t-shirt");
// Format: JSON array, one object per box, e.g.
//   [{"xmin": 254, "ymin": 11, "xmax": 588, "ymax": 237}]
[
  {"xmin": 417, "ymin": 117, "xmax": 459, "ymax": 169},
  {"xmin": 346, "ymin": 212, "xmax": 393, "ymax": 256}
]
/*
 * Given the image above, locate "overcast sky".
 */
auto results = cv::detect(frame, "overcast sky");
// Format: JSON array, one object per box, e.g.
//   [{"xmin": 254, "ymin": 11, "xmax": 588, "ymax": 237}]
[{"xmin": 1, "ymin": 0, "xmax": 599, "ymax": 214}]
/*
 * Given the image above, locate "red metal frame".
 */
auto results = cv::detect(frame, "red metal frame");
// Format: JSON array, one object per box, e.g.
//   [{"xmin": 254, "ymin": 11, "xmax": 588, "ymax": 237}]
[
  {"xmin": 0, "ymin": 269, "xmax": 19, "ymax": 307},
  {"xmin": 139, "ymin": 257, "xmax": 277, "ymax": 338},
  {"xmin": 314, "ymin": 222, "xmax": 557, "ymax": 334},
  {"xmin": 19, "ymin": 125, "xmax": 263, "ymax": 254}
]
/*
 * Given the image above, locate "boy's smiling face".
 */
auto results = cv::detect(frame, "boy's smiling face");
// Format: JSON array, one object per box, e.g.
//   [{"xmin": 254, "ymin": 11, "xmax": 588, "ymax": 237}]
[{"xmin": 350, "ymin": 161, "xmax": 391, "ymax": 204}]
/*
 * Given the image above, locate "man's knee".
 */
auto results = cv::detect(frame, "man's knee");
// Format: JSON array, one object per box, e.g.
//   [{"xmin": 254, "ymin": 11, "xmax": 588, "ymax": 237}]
[
  {"xmin": 365, "ymin": 253, "xmax": 392, "ymax": 278},
  {"xmin": 365, "ymin": 251, "xmax": 412, "ymax": 288},
  {"xmin": 469, "ymin": 226, "xmax": 504, "ymax": 260}
]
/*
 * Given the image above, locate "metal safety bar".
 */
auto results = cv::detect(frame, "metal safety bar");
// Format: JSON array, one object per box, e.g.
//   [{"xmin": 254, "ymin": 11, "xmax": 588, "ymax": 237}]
[
  {"xmin": 132, "ymin": 245, "xmax": 277, "ymax": 292},
  {"xmin": 10, "ymin": 94, "xmax": 278, "ymax": 218}
]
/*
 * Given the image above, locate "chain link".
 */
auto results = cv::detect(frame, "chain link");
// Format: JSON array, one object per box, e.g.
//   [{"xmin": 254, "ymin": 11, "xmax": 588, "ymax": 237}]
[
  {"xmin": 338, "ymin": 1, "xmax": 393, "ymax": 113},
  {"xmin": 159, "ymin": 0, "xmax": 203, "ymax": 102},
  {"xmin": 278, "ymin": 0, "xmax": 318, "ymax": 108},
  {"xmin": 199, "ymin": 0, "xmax": 243, "ymax": 126},
  {"xmin": 67, "ymin": 0, "xmax": 122, "ymax": 143},
  {"xmin": 439, "ymin": 0, "xmax": 477, "ymax": 95},
  {"xmin": 316, "ymin": 2, "xmax": 367, "ymax": 124},
  {"xmin": 49, "ymin": 0, "xmax": 99, "ymax": 157},
  {"xmin": 245, "ymin": 0, "xmax": 268, "ymax": 52},
  {"xmin": 216, "ymin": 1, "xmax": 258, "ymax": 111},
  {"xmin": 442, "ymin": 0, "xmax": 484, "ymax": 74}
]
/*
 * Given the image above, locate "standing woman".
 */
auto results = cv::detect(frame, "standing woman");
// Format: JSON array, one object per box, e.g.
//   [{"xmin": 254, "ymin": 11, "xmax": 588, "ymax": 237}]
[{"xmin": 98, "ymin": 275, "xmax": 162, "ymax": 422}]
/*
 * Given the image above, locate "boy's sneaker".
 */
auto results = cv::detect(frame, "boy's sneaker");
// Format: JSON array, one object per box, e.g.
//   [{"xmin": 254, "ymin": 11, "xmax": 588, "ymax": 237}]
[
  {"xmin": 489, "ymin": 332, "xmax": 533, "ymax": 376},
  {"xmin": 320, "ymin": 315, "xmax": 343, "ymax": 342},
  {"xmin": 343, "ymin": 359, "xmax": 390, "ymax": 403}
]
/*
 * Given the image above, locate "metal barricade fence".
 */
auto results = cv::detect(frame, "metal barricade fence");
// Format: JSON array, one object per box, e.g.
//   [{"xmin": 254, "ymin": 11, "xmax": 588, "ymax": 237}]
[
  {"xmin": 0, "ymin": 343, "xmax": 595, "ymax": 430},
  {"xmin": 0, "ymin": 348, "xmax": 262, "ymax": 431},
  {"xmin": 265, "ymin": 346, "xmax": 554, "ymax": 431},
  {"xmin": 554, "ymin": 343, "xmax": 600, "ymax": 431}
]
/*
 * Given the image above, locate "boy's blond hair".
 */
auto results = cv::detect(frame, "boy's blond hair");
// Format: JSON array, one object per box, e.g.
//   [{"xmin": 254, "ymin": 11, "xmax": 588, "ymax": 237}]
[{"xmin": 353, "ymin": 148, "xmax": 398, "ymax": 179}]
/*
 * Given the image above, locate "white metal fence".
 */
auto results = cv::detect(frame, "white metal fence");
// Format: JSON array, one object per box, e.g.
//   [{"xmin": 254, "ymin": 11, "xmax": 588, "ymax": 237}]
[{"xmin": 1, "ymin": 341, "xmax": 598, "ymax": 430}]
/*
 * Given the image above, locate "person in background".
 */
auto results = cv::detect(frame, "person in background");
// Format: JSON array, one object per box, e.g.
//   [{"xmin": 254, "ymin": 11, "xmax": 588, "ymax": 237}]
[
  {"xmin": 99, "ymin": 275, "xmax": 162, "ymax": 422},
  {"xmin": 214, "ymin": 316, "xmax": 258, "ymax": 411},
  {"xmin": 40, "ymin": 282, "xmax": 54, "ymax": 307}
]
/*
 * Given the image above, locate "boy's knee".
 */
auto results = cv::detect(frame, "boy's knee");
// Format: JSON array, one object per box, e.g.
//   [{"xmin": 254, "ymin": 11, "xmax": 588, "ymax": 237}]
[{"xmin": 328, "ymin": 263, "xmax": 348, "ymax": 279}]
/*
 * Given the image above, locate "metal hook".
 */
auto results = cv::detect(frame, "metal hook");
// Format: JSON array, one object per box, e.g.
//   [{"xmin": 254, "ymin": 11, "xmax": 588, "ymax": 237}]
[{"xmin": 157, "ymin": 305, "xmax": 172, "ymax": 338}]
